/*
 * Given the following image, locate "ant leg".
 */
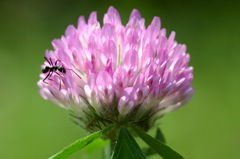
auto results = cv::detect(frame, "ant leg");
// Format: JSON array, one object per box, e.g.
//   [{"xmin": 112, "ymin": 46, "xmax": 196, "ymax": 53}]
[
  {"xmin": 48, "ymin": 71, "xmax": 54, "ymax": 80},
  {"xmin": 44, "ymin": 57, "xmax": 52, "ymax": 66},
  {"xmin": 59, "ymin": 76, "xmax": 62, "ymax": 90},
  {"xmin": 50, "ymin": 73, "xmax": 63, "ymax": 90},
  {"xmin": 43, "ymin": 71, "xmax": 63, "ymax": 90},
  {"xmin": 66, "ymin": 68, "xmax": 82, "ymax": 79},
  {"xmin": 43, "ymin": 71, "xmax": 52, "ymax": 84},
  {"xmin": 49, "ymin": 58, "xmax": 54, "ymax": 66},
  {"xmin": 55, "ymin": 60, "xmax": 61, "ymax": 65},
  {"xmin": 55, "ymin": 71, "xmax": 63, "ymax": 78},
  {"xmin": 48, "ymin": 73, "xmax": 63, "ymax": 90},
  {"xmin": 51, "ymin": 72, "xmax": 63, "ymax": 90}
]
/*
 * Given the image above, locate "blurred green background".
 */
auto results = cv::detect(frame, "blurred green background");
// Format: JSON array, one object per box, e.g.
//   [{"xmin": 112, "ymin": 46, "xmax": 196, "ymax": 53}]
[{"xmin": 1, "ymin": 0, "xmax": 240, "ymax": 158}]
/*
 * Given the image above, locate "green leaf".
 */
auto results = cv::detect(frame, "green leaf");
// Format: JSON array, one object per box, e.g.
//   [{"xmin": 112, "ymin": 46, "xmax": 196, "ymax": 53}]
[
  {"xmin": 49, "ymin": 125, "xmax": 113, "ymax": 159},
  {"xmin": 111, "ymin": 127, "xmax": 146, "ymax": 159},
  {"xmin": 144, "ymin": 127, "xmax": 166, "ymax": 156},
  {"xmin": 131, "ymin": 125, "xmax": 184, "ymax": 159}
]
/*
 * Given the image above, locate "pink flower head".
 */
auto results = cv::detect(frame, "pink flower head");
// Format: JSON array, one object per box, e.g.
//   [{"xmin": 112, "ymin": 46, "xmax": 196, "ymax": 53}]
[{"xmin": 38, "ymin": 6, "xmax": 195, "ymax": 132}]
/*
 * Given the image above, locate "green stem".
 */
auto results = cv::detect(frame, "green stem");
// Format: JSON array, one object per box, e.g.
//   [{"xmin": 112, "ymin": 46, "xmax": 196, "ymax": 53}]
[
  {"xmin": 102, "ymin": 124, "xmax": 119, "ymax": 158},
  {"xmin": 103, "ymin": 138, "xmax": 116, "ymax": 159},
  {"xmin": 103, "ymin": 144, "xmax": 110, "ymax": 159},
  {"xmin": 110, "ymin": 138, "xmax": 116, "ymax": 156}
]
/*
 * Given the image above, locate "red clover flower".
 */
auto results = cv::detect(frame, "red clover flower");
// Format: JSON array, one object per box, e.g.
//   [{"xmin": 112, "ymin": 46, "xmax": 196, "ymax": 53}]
[{"xmin": 38, "ymin": 6, "xmax": 194, "ymax": 134}]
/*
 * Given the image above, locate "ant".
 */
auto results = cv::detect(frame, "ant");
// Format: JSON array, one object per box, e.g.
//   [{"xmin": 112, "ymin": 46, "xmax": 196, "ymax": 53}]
[{"xmin": 42, "ymin": 57, "xmax": 81, "ymax": 90}]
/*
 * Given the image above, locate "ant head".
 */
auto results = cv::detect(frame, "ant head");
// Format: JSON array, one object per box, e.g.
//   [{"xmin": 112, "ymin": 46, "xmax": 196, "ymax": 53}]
[{"xmin": 42, "ymin": 66, "xmax": 50, "ymax": 73}]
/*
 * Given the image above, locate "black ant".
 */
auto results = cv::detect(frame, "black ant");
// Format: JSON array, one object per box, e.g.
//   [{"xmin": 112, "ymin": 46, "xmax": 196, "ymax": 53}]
[{"xmin": 42, "ymin": 57, "xmax": 81, "ymax": 90}]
